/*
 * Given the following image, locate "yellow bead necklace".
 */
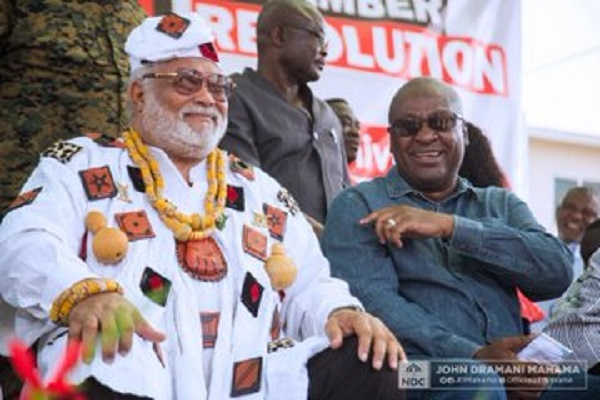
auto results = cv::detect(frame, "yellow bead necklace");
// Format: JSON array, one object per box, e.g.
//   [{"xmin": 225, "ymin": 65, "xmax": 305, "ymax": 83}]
[{"xmin": 123, "ymin": 128, "xmax": 227, "ymax": 242}]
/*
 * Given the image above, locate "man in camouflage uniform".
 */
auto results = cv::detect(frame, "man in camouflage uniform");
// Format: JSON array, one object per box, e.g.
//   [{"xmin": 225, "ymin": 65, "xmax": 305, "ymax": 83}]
[
  {"xmin": 0, "ymin": 1, "xmax": 144, "ymax": 397},
  {"xmin": 0, "ymin": 0, "xmax": 145, "ymax": 215}
]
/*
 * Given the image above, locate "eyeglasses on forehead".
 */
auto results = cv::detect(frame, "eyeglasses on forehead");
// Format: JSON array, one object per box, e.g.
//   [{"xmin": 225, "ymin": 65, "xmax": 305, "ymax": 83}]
[
  {"xmin": 142, "ymin": 69, "xmax": 235, "ymax": 100},
  {"xmin": 388, "ymin": 110, "xmax": 464, "ymax": 137}
]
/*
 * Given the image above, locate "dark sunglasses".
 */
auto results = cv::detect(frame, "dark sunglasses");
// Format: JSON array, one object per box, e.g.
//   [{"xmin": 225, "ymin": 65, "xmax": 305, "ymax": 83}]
[
  {"xmin": 388, "ymin": 110, "xmax": 464, "ymax": 137},
  {"xmin": 142, "ymin": 69, "xmax": 235, "ymax": 101},
  {"xmin": 286, "ymin": 24, "xmax": 329, "ymax": 49}
]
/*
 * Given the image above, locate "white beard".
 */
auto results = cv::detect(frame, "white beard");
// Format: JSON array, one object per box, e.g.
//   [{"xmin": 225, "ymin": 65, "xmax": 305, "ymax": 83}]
[{"xmin": 140, "ymin": 91, "xmax": 227, "ymax": 161}]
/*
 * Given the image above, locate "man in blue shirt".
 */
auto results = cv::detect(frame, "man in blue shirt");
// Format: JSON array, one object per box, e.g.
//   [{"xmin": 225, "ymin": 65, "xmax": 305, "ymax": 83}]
[{"xmin": 321, "ymin": 77, "xmax": 591, "ymax": 399}]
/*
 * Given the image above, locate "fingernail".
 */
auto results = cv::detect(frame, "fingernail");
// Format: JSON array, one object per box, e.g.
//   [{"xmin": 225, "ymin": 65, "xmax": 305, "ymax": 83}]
[
  {"xmin": 391, "ymin": 358, "xmax": 398, "ymax": 370},
  {"xmin": 360, "ymin": 352, "xmax": 368, "ymax": 362},
  {"xmin": 374, "ymin": 360, "xmax": 382, "ymax": 370}
]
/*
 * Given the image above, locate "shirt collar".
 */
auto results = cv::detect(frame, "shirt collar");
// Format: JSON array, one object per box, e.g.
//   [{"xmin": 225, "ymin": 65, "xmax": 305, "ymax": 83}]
[
  {"xmin": 385, "ymin": 167, "xmax": 479, "ymax": 201},
  {"xmin": 566, "ymin": 242, "xmax": 580, "ymax": 253},
  {"xmin": 146, "ymin": 145, "xmax": 208, "ymax": 185}
]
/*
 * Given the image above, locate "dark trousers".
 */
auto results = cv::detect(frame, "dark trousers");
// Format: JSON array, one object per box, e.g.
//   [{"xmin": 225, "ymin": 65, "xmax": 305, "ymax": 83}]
[
  {"xmin": 81, "ymin": 336, "xmax": 404, "ymax": 399},
  {"xmin": 83, "ymin": 378, "xmax": 152, "ymax": 400},
  {"xmin": 0, "ymin": 355, "xmax": 21, "ymax": 400},
  {"xmin": 309, "ymin": 336, "xmax": 404, "ymax": 400}
]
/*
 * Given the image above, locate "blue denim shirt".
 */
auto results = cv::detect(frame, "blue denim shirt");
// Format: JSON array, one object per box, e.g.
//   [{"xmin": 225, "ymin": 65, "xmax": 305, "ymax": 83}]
[{"xmin": 322, "ymin": 168, "xmax": 573, "ymax": 359}]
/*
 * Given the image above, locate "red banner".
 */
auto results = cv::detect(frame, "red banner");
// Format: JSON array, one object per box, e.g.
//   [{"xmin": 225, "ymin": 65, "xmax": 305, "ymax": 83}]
[{"xmin": 146, "ymin": 0, "xmax": 524, "ymax": 187}]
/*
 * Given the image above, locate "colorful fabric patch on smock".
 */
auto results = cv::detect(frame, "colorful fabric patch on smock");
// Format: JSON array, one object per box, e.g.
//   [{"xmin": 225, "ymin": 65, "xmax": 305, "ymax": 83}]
[
  {"xmin": 79, "ymin": 166, "xmax": 117, "ymax": 201},
  {"xmin": 4, "ymin": 187, "xmax": 43, "ymax": 215},
  {"xmin": 86, "ymin": 132, "xmax": 125, "ymax": 148},
  {"xmin": 231, "ymin": 357, "xmax": 262, "ymax": 397},
  {"xmin": 140, "ymin": 267, "xmax": 172, "ymax": 307},
  {"xmin": 229, "ymin": 154, "xmax": 254, "ymax": 181},
  {"xmin": 41, "ymin": 140, "xmax": 82, "ymax": 163},
  {"xmin": 115, "ymin": 210, "xmax": 155, "ymax": 241},
  {"xmin": 270, "ymin": 308, "xmax": 281, "ymax": 341},
  {"xmin": 156, "ymin": 13, "xmax": 190, "ymax": 39},
  {"xmin": 199, "ymin": 42, "xmax": 219, "ymax": 63},
  {"xmin": 267, "ymin": 338, "xmax": 295, "ymax": 354},
  {"xmin": 200, "ymin": 312, "xmax": 220, "ymax": 349},
  {"xmin": 116, "ymin": 183, "xmax": 133, "ymax": 203},
  {"xmin": 127, "ymin": 166, "xmax": 145, "ymax": 193},
  {"xmin": 176, "ymin": 237, "xmax": 228, "ymax": 282},
  {"xmin": 242, "ymin": 225, "xmax": 267, "ymax": 261},
  {"xmin": 241, "ymin": 272, "xmax": 263, "ymax": 318},
  {"xmin": 226, "ymin": 185, "xmax": 245, "ymax": 211},
  {"xmin": 216, "ymin": 213, "xmax": 228, "ymax": 231},
  {"xmin": 264, "ymin": 204, "xmax": 287, "ymax": 240},
  {"xmin": 276, "ymin": 188, "xmax": 300, "ymax": 216},
  {"xmin": 251, "ymin": 212, "xmax": 268, "ymax": 229}
]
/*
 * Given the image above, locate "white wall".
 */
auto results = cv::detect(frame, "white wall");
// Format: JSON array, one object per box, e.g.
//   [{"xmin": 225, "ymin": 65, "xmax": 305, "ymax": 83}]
[
  {"xmin": 523, "ymin": 0, "xmax": 600, "ymax": 138},
  {"xmin": 527, "ymin": 135, "xmax": 600, "ymax": 234}
]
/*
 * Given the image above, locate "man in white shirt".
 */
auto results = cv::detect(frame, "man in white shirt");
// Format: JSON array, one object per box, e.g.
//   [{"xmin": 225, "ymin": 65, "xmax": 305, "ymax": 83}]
[
  {"xmin": 0, "ymin": 12, "xmax": 404, "ymax": 400},
  {"xmin": 533, "ymin": 186, "xmax": 600, "ymax": 331}
]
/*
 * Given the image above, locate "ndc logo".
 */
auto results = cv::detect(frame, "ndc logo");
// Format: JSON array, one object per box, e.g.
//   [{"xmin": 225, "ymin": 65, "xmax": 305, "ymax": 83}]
[{"xmin": 398, "ymin": 361, "xmax": 430, "ymax": 389}]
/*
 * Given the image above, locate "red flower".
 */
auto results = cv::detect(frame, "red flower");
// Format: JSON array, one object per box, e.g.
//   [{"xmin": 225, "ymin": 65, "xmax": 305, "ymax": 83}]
[
  {"xmin": 250, "ymin": 282, "xmax": 260, "ymax": 302},
  {"xmin": 227, "ymin": 186, "xmax": 238, "ymax": 202},
  {"xmin": 148, "ymin": 275, "xmax": 163, "ymax": 290},
  {"xmin": 8, "ymin": 338, "xmax": 85, "ymax": 400}
]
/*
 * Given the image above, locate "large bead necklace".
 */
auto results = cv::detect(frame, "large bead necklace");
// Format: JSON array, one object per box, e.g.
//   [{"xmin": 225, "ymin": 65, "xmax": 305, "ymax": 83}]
[{"xmin": 123, "ymin": 128, "xmax": 227, "ymax": 242}]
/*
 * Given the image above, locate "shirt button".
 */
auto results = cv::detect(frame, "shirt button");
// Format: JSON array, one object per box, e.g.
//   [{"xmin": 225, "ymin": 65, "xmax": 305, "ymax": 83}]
[
  {"xmin": 329, "ymin": 129, "xmax": 338, "ymax": 143},
  {"xmin": 313, "ymin": 131, "xmax": 319, "ymax": 140}
]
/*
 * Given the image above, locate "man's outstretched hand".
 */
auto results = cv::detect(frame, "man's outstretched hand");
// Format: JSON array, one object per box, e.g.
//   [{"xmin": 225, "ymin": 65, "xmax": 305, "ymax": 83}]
[{"xmin": 67, "ymin": 292, "xmax": 165, "ymax": 363}]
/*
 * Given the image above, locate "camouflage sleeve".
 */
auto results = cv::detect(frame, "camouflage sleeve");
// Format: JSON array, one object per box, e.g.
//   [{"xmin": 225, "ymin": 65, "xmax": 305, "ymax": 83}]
[{"xmin": 0, "ymin": 0, "xmax": 11, "ymax": 39}]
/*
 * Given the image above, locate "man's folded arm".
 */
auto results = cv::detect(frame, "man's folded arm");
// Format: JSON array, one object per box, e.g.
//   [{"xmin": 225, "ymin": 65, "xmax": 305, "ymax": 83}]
[{"xmin": 449, "ymin": 192, "xmax": 573, "ymax": 299}]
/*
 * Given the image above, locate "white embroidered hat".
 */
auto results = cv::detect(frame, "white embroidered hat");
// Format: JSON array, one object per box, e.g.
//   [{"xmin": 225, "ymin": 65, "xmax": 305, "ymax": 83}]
[{"xmin": 125, "ymin": 12, "xmax": 220, "ymax": 73}]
